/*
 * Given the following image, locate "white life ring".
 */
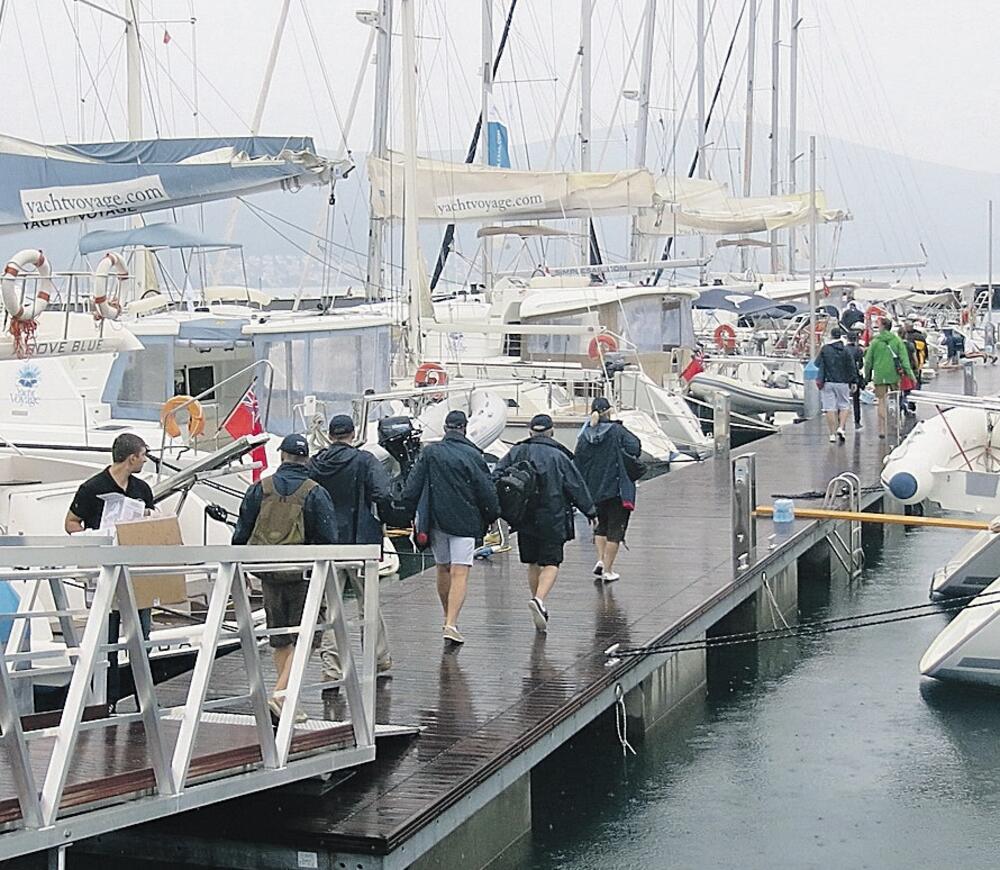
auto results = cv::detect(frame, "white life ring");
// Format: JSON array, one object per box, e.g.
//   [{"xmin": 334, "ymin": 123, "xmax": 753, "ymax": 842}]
[
  {"xmin": 93, "ymin": 251, "xmax": 127, "ymax": 321},
  {"xmin": 2, "ymin": 249, "xmax": 54, "ymax": 323}
]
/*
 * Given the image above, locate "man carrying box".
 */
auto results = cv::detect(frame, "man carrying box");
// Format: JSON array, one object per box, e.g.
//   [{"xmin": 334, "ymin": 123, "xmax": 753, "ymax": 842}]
[
  {"xmin": 65, "ymin": 433, "xmax": 154, "ymax": 713},
  {"xmin": 232, "ymin": 433, "xmax": 339, "ymax": 723}
]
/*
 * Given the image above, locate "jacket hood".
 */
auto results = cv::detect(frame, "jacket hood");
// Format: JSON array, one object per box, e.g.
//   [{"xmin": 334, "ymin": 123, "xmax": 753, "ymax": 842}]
[
  {"xmin": 581, "ymin": 420, "xmax": 613, "ymax": 444},
  {"xmin": 272, "ymin": 460, "xmax": 311, "ymax": 495},
  {"xmin": 310, "ymin": 442, "xmax": 357, "ymax": 476}
]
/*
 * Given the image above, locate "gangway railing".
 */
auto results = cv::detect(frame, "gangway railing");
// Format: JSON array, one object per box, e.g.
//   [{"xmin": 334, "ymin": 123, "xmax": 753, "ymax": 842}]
[{"xmin": 0, "ymin": 542, "xmax": 381, "ymax": 862}]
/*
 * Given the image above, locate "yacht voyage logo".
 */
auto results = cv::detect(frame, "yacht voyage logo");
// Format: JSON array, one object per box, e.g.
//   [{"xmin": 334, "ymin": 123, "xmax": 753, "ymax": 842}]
[
  {"xmin": 11, "ymin": 363, "xmax": 40, "ymax": 407},
  {"xmin": 433, "ymin": 189, "xmax": 544, "ymax": 218},
  {"xmin": 19, "ymin": 175, "xmax": 167, "ymax": 223}
]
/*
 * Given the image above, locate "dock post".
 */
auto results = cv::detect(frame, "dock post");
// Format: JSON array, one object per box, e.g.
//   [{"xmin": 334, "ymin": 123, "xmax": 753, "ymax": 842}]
[
  {"xmin": 731, "ymin": 453, "xmax": 757, "ymax": 572},
  {"xmin": 713, "ymin": 391, "xmax": 731, "ymax": 456},
  {"xmin": 963, "ymin": 360, "xmax": 977, "ymax": 396}
]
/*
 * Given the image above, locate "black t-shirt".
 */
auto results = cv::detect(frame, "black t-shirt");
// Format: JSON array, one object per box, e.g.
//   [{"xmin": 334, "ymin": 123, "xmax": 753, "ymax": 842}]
[{"xmin": 69, "ymin": 468, "xmax": 155, "ymax": 531}]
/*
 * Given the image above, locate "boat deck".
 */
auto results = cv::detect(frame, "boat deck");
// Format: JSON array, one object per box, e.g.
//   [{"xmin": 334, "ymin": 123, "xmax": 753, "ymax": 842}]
[{"xmin": 82, "ymin": 365, "xmax": 999, "ymax": 864}]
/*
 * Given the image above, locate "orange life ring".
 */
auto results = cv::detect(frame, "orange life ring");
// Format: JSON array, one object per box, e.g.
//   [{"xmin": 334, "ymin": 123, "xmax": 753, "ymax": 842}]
[
  {"xmin": 161, "ymin": 395, "xmax": 206, "ymax": 438},
  {"xmin": 587, "ymin": 333, "xmax": 619, "ymax": 360},
  {"xmin": 713, "ymin": 323, "xmax": 737, "ymax": 351},
  {"xmin": 414, "ymin": 362, "xmax": 449, "ymax": 390}
]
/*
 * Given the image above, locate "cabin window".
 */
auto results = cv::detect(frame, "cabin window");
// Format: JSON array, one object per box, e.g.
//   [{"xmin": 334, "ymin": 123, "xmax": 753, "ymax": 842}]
[
  {"xmin": 104, "ymin": 342, "xmax": 172, "ymax": 421},
  {"xmin": 174, "ymin": 365, "xmax": 216, "ymax": 400}
]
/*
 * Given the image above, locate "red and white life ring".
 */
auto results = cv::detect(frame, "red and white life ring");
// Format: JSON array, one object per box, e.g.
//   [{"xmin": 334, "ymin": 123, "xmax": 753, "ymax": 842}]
[
  {"xmin": 863, "ymin": 304, "xmax": 886, "ymax": 344},
  {"xmin": 2, "ymin": 249, "xmax": 53, "ymax": 323},
  {"xmin": 414, "ymin": 361, "xmax": 449, "ymax": 390},
  {"xmin": 93, "ymin": 251, "xmax": 127, "ymax": 321},
  {"xmin": 587, "ymin": 333, "xmax": 618, "ymax": 360},
  {"xmin": 713, "ymin": 323, "xmax": 737, "ymax": 351}
]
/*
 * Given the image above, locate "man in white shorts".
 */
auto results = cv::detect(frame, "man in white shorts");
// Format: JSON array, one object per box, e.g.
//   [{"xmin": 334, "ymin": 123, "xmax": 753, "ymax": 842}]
[
  {"xmin": 814, "ymin": 327, "xmax": 855, "ymax": 443},
  {"xmin": 401, "ymin": 410, "xmax": 500, "ymax": 645}
]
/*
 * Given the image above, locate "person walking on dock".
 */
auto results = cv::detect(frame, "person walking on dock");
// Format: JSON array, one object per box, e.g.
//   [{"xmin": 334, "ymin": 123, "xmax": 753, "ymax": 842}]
[
  {"xmin": 814, "ymin": 326, "xmax": 856, "ymax": 443},
  {"xmin": 232, "ymin": 434, "xmax": 339, "ymax": 723},
  {"xmin": 863, "ymin": 316, "xmax": 914, "ymax": 440},
  {"xmin": 65, "ymin": 433, "xmax": 155, "ymax": 714},
  {"xmin": 493, "ymin": 414, "xmax": 596, "ymax": 633},
  {"xmin": 845, "ymin": 327, "xmax": 865, "ymax": 430},
  {"xmin": 574, "ymin": 397, "xmax": 642, "ymax": 584},
  {"xmin": 400, "ymin": 410, "xmax": 500, "ymax": 645},
  {"xmin": 309, "ymin": 414, "xmax": 393, "ymax": 682}
]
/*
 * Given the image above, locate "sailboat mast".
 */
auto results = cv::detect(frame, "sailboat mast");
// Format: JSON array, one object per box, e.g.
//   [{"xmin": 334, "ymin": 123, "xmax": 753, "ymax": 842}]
[
  {"xmin": 579, "ymin": 0, "xmax": 592, "ymax": 265},
  {"xmin": 740, "ymin": 0, "xmax": 757, "ymax": 273},
  {"xmin": 630, "ymin": 0, "xmax": 657, "ymax": 263},
  {"xmin": 124, "ymin": 1, "xmax": 147, "ymax": 294},
  {"xmin": 401, "ymin": 0, "xmax": 422, "ymax": 361},
  {"xmin": 787, "ymin": 0, "xmax": 800, "ymax": 273},
  {"xmin": 769, "ymin": 0, "xmax": 781, "ymax": 274},
  {"xmin": 481, "ymin": 0, "xmax": 494, "ymax": 290},
  {"xmin": 696, "ymin": 0, "xmax": 707, "ymax": 282},
  {"xmin": 366, "ymin": 0, "xmax": 393, "ymax": 300}
]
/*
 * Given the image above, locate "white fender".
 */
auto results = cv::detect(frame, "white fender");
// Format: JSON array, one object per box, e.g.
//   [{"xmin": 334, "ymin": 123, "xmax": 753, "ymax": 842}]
[
  {"xmin": 2, "ymin": 248, "xmax": 54, "ymax": 323},
  {"xmin": 93, "ymin": 251, "xmax": 127, "ymax": 321}
]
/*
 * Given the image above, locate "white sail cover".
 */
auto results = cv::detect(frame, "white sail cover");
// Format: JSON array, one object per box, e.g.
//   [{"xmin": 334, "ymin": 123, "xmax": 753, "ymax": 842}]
[
  {"xmin": 368, "ymin": 153, "xmax": 656, "ymax": 222},
  {"xmin": 637, "ymin": 176, "xmax": 846, "ymax": 236},
  {"xmin": 0, "ymin": 134, "xmax": 349, "ymax": 233}
]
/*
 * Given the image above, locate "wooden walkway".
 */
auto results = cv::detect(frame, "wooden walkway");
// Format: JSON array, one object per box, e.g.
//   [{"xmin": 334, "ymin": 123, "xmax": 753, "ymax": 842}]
[{"xmin": 81, "ymin": 366, "xmax": 997, "ymax": 860}]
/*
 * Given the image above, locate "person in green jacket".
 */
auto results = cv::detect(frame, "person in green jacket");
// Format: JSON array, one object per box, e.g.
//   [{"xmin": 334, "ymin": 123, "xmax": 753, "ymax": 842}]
[{"xmin": 863, "ymin": 316, "xmax": 914, "ymax": 440}]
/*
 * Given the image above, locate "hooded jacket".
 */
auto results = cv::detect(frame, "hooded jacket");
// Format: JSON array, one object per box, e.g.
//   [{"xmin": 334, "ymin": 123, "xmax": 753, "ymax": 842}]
[
  {"xmin": 814, "ymin": 340, "xmax": 857, "ymax": 385},
  {"xmin": 232, "ymin": 461, "xmax": 339, "ymax": 546},
  {"xmin": 493, "ymin": 435, "xmax": 596, "ymax": 542},
  {"xmin": 574, "ymin": 420, "xmax": 642, "ymax": 506},
  {"xmin": 401, "ymin": 430, "xmax": 501, "ymax": 539},
  {"xmin": 309, "ymin": 442, "xmax": 391, "ymax": 545},
  {"xmin": 863, "ymin": 330, "xmax": 914, "ymax": 386}
]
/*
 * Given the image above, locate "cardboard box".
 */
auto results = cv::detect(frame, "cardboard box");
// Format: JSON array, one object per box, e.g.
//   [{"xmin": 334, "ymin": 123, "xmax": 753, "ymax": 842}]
[{"xmin": 114, "ymin": 515, "xmax": 188, "ymax": 610}]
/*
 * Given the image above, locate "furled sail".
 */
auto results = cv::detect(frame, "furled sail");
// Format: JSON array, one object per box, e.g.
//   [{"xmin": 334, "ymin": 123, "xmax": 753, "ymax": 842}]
[
  {"xmin": 0, "ymin": 134, "xmax": 349, "ymax": 233},
  {"xmin": 637, "ymin": 176, "xmax": 847, "ymax": 236},
  {"xmin": 368, "ymin": 153, "xmax": 656, "ymax": 222}
]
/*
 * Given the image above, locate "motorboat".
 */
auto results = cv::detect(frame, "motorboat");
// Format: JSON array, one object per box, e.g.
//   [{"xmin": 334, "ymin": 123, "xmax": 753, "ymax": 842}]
[
  {"xmin": 920, "ymin": 578, "xmax": 1000, "ymax": 689},
  {"xmin": 930, "ymin": 530, "xmax": 1000, "ymax": 600},
  {"xmin": 687, "ymin": 363, "xmax": 804, "ymax": 417}
]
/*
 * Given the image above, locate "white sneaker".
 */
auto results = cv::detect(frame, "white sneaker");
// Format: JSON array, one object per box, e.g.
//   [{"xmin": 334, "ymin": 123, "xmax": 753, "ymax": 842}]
[
  {"xmin": 442, "ymin": 624, "xmax": 465, "ymax": 645},
  {"xmin": 529, "ymin": 597, "xmax": 549, "ymax": 632},
  {"xmin": 601, "ymin": 571, "xmax": 621, "ymax": 583},
  {"xmin": 829, "ymin": 433, "xmax": 837, "ymax": 443},
  {"xmin": 836, "ymin": 428, "xmax": 846, "ymax": 443},
  {"xmin": 593, "ymin": 560, "xmax": 605, "ymax": 577}
]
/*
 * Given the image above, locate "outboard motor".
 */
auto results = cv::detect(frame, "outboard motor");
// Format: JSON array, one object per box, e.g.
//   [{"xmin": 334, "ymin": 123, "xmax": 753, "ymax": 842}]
[
  {"xmin": 602, "ymin": 351, "xmax": 628, "ymax": 379},
  {"xmin": 377, "ymin": 417, "xmax": 424, "ymax": 529}
]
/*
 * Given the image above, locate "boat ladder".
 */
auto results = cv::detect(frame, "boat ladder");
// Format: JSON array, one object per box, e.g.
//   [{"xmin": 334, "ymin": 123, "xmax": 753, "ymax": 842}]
[{"xmin": 823, "ymin": 472, "xmax": 864, "ymax": 580}]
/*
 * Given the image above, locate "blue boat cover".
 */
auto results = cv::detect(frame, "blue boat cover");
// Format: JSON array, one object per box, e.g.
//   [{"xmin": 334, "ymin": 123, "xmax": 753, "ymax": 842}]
[
  {"xmin": 693, "ymin": 288, "xmax": 786, "ymax": 315},
  {"xmin": 0, "ymin": 134, "xmax": 349, "ymax": 233},
  {"xmin": 79, "ymin": 224, "xmax": 240, "ymax": 255}
]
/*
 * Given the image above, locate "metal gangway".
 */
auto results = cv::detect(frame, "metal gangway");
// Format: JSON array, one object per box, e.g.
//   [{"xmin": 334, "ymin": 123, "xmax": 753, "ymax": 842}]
[{"xmin": 0, "ymin": 541, "xmax": 383, "ymax": 863}]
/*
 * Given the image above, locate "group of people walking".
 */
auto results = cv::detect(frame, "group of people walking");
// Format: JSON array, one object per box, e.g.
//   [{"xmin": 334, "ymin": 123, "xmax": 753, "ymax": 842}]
[
  {"xmin": 815, "ymin": 312, "xmax": 924, "ymax": 441},
  {"xmin": 231, "ymin": 400, "xmax": 641, "ymax": 718}
]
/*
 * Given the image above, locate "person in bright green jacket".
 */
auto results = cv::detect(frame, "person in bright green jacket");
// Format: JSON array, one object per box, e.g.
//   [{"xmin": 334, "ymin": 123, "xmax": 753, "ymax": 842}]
[{"xmin": 863, "ymin": 316, "xmax": 914, "ymax": 440}]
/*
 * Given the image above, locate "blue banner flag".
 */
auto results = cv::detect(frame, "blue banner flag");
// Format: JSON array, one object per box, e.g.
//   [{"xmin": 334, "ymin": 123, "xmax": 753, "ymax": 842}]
[{"xmin": 487, "ymin": 120, "xmax": 511, "ymax": 168}]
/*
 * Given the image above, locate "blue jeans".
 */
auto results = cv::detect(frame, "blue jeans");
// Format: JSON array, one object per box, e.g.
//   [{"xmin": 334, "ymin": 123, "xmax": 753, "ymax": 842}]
[{"xmin": 107, "ymin": 608, "xmax": 152, "ymax": 710}]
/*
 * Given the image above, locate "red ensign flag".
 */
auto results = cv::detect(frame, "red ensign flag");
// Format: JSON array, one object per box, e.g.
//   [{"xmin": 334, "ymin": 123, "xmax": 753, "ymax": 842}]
[{"xmin": 222, "ymin": 385, "xmax": 268, "ymax": 482}]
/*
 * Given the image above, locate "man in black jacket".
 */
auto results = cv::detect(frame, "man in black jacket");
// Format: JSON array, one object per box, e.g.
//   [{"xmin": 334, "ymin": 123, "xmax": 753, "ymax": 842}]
[
  {"xmin": 310, "ymin": 414, "xmax": 393, "ymax": 681},
  {"xmin": 401, "ymin": 410, "xmax": 500, "ymax": 645},
  {"xmin": 814, "ymin": 327, "xmax": 856, "ymax": 443},
  {"xmin": 845, "ymin": 327, "xmax": 865, "ymax": 431},
  {"xmin": 493, "ymin": 414, "xmax": 596, "ymax": 633}
]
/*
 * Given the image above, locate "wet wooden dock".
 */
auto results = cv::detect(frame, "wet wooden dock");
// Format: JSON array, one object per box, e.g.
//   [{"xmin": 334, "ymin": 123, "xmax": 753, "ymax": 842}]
[{"xmin": 82, "ymin": 366, "xmax": 997, "ymax": 867}]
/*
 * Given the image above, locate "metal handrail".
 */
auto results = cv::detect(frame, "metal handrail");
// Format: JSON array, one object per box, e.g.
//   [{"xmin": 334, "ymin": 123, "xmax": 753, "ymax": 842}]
[{"xmin": 0, "ymin": 543, "xmax": 380, "ymax": 858}]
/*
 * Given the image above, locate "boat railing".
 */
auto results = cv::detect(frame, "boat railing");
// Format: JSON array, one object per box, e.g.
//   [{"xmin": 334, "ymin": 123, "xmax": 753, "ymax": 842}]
[
  {"xmin": 0, "ymin": 541, "xmax": 380, "ymax": 861},
  {"xmin": 155, "ymin": 359, "xmax": 275, "ymax": 480}
]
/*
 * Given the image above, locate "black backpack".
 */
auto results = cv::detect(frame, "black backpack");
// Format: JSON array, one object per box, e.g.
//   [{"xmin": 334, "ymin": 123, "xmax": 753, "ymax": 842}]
[{"xmin": 495, "ymin": 460, "xmax": 539, "ymax": 530}]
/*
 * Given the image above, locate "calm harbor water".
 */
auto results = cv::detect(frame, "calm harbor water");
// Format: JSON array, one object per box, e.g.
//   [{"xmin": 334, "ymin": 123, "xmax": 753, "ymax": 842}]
[{"xmin": 525, "ymin": 523, "xmax": 1000, "ymax": 869}]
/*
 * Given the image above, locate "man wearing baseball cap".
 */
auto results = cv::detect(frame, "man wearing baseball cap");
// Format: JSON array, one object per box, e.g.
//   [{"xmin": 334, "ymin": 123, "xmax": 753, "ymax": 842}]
[
  {"xmin": 233, "ymin": 433, "xmax": 338, "ymax": 722},
  {"xmin": 310, "ymin": 414, "xmax": 393, "ymax": 680},
  {"xmin": 400, "ymin": 409, "xmax": 500, "ymax": 645},
  {"xmin": 492, "ymin": 414, "xmax": 596, "ymax": 632}
]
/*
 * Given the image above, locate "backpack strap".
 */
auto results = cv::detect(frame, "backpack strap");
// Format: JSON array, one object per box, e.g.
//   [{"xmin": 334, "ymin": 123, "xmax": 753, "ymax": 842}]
[
  {"xmin": 261, "ymin": 477, "xmax": 276, "ymax": 497},
  {"xmin": 285, "ymin": 478, "xmax": 318, "ymax": 506}
]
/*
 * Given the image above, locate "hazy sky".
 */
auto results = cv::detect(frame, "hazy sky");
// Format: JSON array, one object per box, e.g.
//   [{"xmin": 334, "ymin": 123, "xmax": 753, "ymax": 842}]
[{"xmin": 1, "ymin": 0, "xmax": 995, "ymax": 174}]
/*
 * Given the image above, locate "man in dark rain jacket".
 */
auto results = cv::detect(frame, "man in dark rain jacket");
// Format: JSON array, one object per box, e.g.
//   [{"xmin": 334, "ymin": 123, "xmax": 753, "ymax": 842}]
[{"xmin": 493, "ymin": 414, "xmax": 596, "ymax": 633}]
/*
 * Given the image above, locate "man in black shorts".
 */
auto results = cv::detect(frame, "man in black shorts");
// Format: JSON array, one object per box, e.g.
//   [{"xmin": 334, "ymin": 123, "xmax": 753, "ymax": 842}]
[
  {"xmin": 65, "ymin": 433, "xmax": 155, "ymax": 713},
  {"xmin": 492, "ymin": 415, "xmax": 595, "ymax": 633}
]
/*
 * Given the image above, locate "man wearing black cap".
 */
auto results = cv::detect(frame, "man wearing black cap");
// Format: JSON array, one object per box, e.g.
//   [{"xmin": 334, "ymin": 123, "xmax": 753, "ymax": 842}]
[
  {"xmin": 233, "ymin": 433, "xmax": 339, "ymax": 721},
  {"xmin": 401, "ymin": 409, "xmax": 500, "ymax": 645},
  {"xmin": 310, "ymin": 414, "xmax": 393, "ymax": 680},
  {"xmin": 493, "ymin": 414, "xmax": 596, "ymax": 632}
]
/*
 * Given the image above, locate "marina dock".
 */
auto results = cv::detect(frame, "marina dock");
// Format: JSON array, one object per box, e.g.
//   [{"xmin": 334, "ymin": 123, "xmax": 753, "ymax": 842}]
[{"xmin": 58, "ymin": 365, "xmax": 995, "ymax": 870}]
